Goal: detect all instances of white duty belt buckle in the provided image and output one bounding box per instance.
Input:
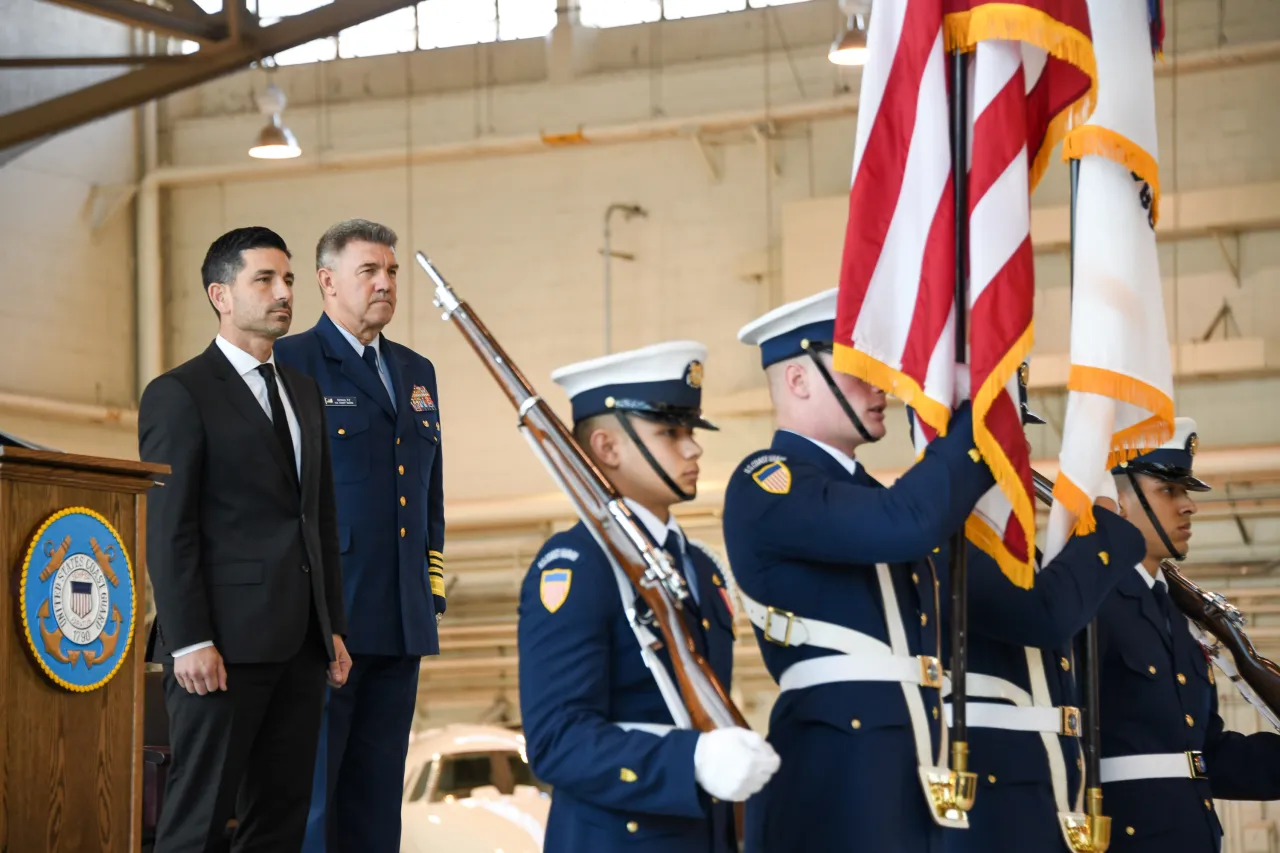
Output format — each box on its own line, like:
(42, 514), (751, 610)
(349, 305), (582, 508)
(764, 606), (796, 646)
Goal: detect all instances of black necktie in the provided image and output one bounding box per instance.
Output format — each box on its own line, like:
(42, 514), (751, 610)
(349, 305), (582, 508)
(1152, 580), (1175, 635)
(257, 363), (298, 488)
(361, 345), (394, 408)
(663, 529), (701, 613)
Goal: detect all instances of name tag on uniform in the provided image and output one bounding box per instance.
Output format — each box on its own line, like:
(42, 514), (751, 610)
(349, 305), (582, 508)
(324, 396), (357, 407)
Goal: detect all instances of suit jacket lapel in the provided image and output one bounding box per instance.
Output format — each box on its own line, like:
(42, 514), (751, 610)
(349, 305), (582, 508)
(386, 339), (415, 439)
(316, 313), (397, 422)
(1118, 569), (1173, 652)
(205, 342), (298, 491)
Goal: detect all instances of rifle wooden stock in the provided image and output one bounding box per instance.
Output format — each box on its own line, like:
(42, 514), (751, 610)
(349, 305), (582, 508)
(416, 252), (747, 734)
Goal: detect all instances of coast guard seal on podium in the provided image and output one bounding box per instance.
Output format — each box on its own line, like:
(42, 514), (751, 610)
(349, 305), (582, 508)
(19, 507), (137, 692)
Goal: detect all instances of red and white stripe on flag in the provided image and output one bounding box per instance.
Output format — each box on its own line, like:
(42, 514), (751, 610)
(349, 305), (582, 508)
(834, 0), (1096, 588)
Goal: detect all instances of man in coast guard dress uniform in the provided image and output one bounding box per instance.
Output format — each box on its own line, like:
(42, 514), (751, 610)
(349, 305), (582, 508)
(1092, 418), (1280, 852)
(943, 374), (1147, 853)
(518, 341), (780, 853)
(275, 220), (446, 853)
(721, 290), (997, 853)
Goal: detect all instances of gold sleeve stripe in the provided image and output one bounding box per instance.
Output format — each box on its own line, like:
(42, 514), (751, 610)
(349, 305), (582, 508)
(428, 550), (444, 558)
(429, 568), (445, 577)
(430, 576), (447, 597)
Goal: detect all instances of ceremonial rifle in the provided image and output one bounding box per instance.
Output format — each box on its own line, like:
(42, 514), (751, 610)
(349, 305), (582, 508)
(415, 252), (750, 823)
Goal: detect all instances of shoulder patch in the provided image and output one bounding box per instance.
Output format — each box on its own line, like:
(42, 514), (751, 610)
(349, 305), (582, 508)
(742, 453), (786, 475)
(539, 568), (572, 613)
(751, 460), (792, 495)
(537, 547), (580, 569)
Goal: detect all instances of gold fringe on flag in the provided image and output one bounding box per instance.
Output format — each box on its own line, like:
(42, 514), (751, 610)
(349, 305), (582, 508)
(1063, 125), (1162, 224)
(970, 323), (1037, 590)
(1068, 364), (1176, 468)
(1051, 470), (1097, 538)
(943, 4), (1099, 192)
(833, 344), (954, 437)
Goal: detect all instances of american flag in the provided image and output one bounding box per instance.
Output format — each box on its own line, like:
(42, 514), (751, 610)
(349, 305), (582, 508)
(71, 580), (94, 619)
(833, 0), (1096, 588)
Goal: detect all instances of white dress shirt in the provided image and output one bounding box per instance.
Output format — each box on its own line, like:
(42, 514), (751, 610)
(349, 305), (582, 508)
(173, 336), (303, 659)
(624, 498), (700, 606)
(332, 319), (396, 410)
(783, 429), (860, 477)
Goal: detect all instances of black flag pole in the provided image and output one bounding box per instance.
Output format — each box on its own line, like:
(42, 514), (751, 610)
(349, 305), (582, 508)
(947, 44), (977, 815)
(1068, 153), (1112, 852)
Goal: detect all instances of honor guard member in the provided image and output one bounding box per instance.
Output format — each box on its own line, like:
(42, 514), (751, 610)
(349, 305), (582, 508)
(943, 368), (1147, 853)
(275, 220), (446, 853)
(518, 341), (780, 853)
(1093, 418), (1280, 852)
(722, 290), (997, 853)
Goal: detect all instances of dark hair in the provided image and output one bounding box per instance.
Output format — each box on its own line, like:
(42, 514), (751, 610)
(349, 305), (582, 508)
(201, 226), (291, 317)
(316, 219), (398, 271)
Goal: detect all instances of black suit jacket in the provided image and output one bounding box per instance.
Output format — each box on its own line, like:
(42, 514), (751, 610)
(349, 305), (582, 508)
(140, 341), (346, 664)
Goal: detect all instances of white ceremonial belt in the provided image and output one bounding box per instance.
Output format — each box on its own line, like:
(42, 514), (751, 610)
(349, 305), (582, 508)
(737, 588), (890, 656)
(614, 722), (679, 736)
(1099, 752), (1208, 784)
(778, 653), (946, 693)
(943, 702), (1081, 736)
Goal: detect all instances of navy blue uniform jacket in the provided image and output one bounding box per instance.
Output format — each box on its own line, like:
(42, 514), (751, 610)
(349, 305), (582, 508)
(721, 405), (995, 853)
(1090, 567), (1280, 852)
(517, 522), (737, 853)
(275, 313), (444, 657)
(940, 509), (1145, 853)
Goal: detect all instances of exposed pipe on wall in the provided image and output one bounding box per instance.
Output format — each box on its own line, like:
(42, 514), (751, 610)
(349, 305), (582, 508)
(602, 203), (647, 354)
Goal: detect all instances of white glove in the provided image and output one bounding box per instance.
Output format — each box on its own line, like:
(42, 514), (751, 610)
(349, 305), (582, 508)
(693, 727), (781, 802)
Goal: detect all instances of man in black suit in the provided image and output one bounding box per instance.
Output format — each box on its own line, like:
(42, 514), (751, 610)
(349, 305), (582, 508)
(140, 226), (353, 853)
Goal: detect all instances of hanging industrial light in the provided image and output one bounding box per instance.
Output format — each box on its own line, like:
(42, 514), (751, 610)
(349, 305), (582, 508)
(248, 82), (301, 160)
(829, 5), (870, 67)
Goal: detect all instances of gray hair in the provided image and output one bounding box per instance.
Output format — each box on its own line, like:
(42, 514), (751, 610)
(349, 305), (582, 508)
(315, 218), (398, 270)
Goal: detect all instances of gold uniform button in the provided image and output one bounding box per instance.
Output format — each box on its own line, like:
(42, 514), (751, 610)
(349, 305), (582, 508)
(626, 821), (638, 833)
(932, 706), (939, 720)
(400, 528), (406, 537)
(337, 428), (346, 435)
(1126, 827), (1135, 836)
(1204, 799), (1212, 810)
(1148, 665), (1157, 675)
(851, 719), (861, 729)
(398, 465), (405, 475)
(711, 797), (719, 804)
(1098, 551), (1109, 565)
(400, 497), (407, 507)
(396, 437), (401, 445)
(702, 618), (710, 630)
(920, 613), (928, 627)
(620, 768), (637, 783)
(1177, 673), (1187, 685)
(1186, 714), (1194, 727)
(912, 573), (919, 584)
(987, 774), (997, 784)
(1060, 657), (1070, 672)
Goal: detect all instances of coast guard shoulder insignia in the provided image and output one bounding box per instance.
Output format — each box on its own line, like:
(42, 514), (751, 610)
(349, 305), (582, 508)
(19, 508), (137, 692)
(540, 568), (572, 613)
(752, 461), (791, 495)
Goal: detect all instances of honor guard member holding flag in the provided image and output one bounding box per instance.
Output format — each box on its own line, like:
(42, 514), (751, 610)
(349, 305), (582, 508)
(943, 375), (1147, 853)
(722, 290), (995, 853)
(518, 341), (780, 853)
(1093, 418), (1280, 852)
(275, 220), (446, 853)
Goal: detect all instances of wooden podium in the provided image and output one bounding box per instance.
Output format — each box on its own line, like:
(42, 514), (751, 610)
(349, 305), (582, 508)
(0, 445), (166, 853)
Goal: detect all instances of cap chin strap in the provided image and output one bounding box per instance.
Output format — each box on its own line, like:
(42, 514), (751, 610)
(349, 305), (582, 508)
(614, 412), (695, 503)
(1126, 470), (1186, 561)
(802, 342), (878, 444)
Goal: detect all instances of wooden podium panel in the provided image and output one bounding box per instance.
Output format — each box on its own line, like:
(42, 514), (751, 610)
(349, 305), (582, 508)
(0, 447), (166, 853)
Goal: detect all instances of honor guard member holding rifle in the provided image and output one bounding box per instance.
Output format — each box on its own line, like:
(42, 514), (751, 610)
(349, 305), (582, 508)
(275, 220), (446, 853)
(943, 372), (1147, 853)
(722, 290), (996, 853)
(518, 341), (780, 853)
(1093, 418), (1280, 852)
